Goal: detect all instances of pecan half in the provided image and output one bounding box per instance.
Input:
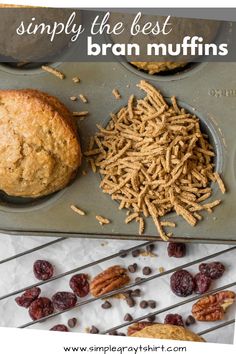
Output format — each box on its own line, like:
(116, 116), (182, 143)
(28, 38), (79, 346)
(127, 322), (157, 336)
(90, 265), (130, 297)
(192, 290), (235, 321)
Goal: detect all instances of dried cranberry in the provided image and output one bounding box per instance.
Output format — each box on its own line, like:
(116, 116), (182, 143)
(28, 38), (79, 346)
(33, 260), (54, 281)
(50, 324), (69, 332)
(167, 242), (186, 258)
(29, 297), (54, 320)
(194, 273), (211, 294)
(69, 274), (90, 297)
(164, 314), (185, 327)
(199, 262), (225, 280)
(52, 292), (77, 311)
(170, 270), (195, 297)
(15, 287), (41, 308)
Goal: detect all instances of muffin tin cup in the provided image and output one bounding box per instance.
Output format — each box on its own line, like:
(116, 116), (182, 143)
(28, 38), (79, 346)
(121, 62), (208, 82)
(0, 61), (235, 244)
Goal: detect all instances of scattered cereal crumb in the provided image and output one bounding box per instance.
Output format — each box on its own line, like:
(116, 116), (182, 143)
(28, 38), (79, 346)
(106, 293), (126, 300)
(82, 170), (88, 176)
(101, 241), (108, 247)
(41, 65), (65, 79)
(193, 212), (203, 221)
(73, 111), (89, 118)
(125, 212), (139, 224)
(88, 159), (96, 173)
(214, 172), (226, 194)
(96, 215), (110, 225)
(70, 96), (77, 101)
(113, 293), (126, 299)
(160, 221), (176, 228)
(79, 94), (88, 103)
(166, 232), (173, 238)
(202, 200), (221, 211)
(140, 250), (157, 257)
(72, 76), (80, 83)
(159, 267), (165, 273)
(70, 205), (86, 216)
(84, 327), (90, 333)
(112, 89), (121, 100)
(17, 62), (29, 68)
(137, 217), (145, 235)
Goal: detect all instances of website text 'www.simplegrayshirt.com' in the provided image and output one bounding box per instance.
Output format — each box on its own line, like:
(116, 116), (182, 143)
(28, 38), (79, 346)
(63, 344), (187, 353)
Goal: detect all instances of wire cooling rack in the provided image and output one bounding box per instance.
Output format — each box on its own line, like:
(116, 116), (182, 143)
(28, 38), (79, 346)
(0, 237), (235, 342)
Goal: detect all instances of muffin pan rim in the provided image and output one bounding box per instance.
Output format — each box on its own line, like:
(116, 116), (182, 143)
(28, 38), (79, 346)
(0, 62), (62, 76)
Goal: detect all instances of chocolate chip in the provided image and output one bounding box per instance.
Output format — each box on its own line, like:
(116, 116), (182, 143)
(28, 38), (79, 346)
(128, 263), (138, 273)
(124, 313), (133, 322)
(131, 289), (141, 297)
(140, 300), (148, 309)
(132, 249), (140, 257)
(123, 290), (133, 298)
(119, 250), (128, 258)
(126, 297), (135, 308)
(142, 267), (152, 276)
(185, 315), (196, 326)
(146, 244), (155, 252)
(135, 277), (143, 283)
(147, 314), (156, 322)
(90, 326), (99, 334)
(101, 301), (112, 309)
(67, 317), (77, 328)
(148, 300), (156, 309)
(109, 330), (118, 335)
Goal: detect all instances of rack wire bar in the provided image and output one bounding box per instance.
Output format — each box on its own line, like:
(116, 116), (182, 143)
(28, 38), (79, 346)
(17, 280), (236, 329)
(197, 319), (235, 336)
(19, 281), (236, 329)
(99, 282), (236, 335)
(0, 241), (154, 301)
(0, 237), (235, 340)
(0, 237), (66, 265)
(2, 229), (236, 244)
(1, 245), (235, 302)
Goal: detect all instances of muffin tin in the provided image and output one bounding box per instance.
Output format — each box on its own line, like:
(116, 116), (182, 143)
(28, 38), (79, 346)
(0, 61), (235, 244)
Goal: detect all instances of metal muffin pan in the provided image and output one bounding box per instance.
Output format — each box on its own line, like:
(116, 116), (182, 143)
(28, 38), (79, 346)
(0, 61), (235, 243)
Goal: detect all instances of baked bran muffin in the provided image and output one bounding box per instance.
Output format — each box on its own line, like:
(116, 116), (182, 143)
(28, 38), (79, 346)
(0, 89), (81, 197)
(131, 323), (205, 342)
(130, 62), (187, 75)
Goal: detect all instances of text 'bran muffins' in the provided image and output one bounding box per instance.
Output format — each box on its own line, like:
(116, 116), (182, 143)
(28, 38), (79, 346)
(0, 89), (81, 198)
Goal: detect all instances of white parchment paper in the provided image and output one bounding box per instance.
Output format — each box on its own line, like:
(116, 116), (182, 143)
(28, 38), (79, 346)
(0, 234), (235, 344)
